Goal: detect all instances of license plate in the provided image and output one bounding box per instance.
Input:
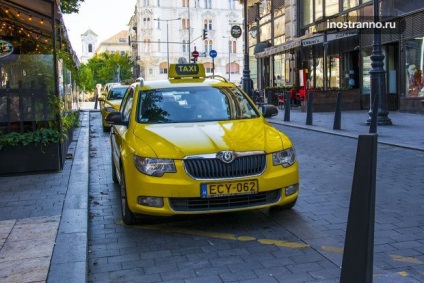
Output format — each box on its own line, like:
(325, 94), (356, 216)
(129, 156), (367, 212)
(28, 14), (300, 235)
(201, 180), (258, 198)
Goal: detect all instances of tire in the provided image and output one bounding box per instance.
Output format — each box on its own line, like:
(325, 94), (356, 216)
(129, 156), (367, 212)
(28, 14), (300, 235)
(120, 168), (136, 225)
(111, 149), (118, 184)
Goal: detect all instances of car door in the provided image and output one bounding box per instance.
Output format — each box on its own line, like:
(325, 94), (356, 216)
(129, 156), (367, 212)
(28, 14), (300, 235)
(111, 87), (134, 173)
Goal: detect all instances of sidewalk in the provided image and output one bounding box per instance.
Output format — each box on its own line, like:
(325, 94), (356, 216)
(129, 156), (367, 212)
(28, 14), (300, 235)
(0, 106), (423, 282)
(267, 107), (424, 151)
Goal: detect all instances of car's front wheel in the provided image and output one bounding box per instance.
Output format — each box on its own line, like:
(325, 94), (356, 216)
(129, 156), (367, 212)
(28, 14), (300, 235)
(120, 167), (136, 225)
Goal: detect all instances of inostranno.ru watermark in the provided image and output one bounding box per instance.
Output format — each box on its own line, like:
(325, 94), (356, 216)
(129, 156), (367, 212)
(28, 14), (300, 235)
(327, 20), (397, 30)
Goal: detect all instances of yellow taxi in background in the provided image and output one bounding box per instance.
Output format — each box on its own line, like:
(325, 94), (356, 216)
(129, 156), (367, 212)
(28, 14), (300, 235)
(106, 64), (299, 225)
(98, 84), (130, 132)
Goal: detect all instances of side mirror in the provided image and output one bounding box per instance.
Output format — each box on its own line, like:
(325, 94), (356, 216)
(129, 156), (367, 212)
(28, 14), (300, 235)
(261, 104), (279, 118)
(105, 112), (128, 127)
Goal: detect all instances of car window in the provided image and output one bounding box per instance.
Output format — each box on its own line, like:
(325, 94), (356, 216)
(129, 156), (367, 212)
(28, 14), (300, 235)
(121, 88), (134, 122)
(107, 87), (128, 100)
(137, 86), (259, 124)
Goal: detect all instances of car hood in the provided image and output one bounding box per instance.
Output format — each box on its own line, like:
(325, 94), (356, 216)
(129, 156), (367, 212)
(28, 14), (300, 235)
(132, 119), (292, 158)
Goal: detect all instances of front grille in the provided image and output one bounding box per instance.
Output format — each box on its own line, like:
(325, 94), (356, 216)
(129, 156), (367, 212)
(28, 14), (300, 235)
(184, 154), (266, 179)
(169, 189), (281, 212)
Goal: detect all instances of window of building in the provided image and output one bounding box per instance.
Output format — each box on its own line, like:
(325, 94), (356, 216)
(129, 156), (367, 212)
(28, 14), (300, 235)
(143, 39), (151, 52)
(158, 39), (161, 52)
(159, 62), (168, 74)
(204, 19), (212, 31)
(182, 0), (188, 7)
(121, 51), (125, 56)
(157, 18), (161, 29)
(205, 0), (211, 9)
(325, 0), (339, 16)
(149, 68), (153, 75)
(230, 40), (237, 53)
(204, 40), (213, 53)
(204, 62), (213, 73)
(88, 44), (92, 53)
(143, 0), (149, 6)
(315, 0), (323, 20)
(157, 0), (160, 6)
(343, 0), (359, 10)
(229, 0), (235, 9)
(182, 40), (187, 52)
(182, 18), (190, 30)
(226, 62), (239, 74)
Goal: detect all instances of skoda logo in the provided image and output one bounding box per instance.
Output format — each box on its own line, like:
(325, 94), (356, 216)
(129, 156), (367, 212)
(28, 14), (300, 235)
(218, 151), (235, 163)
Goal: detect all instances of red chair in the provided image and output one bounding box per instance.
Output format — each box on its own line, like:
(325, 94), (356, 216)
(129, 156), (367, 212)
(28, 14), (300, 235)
(277, 94), (285, 109)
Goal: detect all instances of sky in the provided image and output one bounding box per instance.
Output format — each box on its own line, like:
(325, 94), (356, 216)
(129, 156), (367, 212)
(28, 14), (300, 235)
(62, 0), (137, 58)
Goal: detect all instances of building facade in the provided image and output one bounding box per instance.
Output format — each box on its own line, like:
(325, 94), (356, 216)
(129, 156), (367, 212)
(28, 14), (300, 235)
(80, 29), (98, 64)
(249, 0), (424, 113)
(130, 0), (244, 83)
(95, 30), (131, 56)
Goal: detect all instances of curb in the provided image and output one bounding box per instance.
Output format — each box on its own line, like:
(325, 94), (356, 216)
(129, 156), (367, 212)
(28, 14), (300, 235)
(47, 110), (90, 283)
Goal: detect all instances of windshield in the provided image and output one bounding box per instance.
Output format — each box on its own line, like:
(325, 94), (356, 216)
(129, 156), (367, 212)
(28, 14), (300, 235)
(137, 86), (260, 123)
(107, 87), (128, 100)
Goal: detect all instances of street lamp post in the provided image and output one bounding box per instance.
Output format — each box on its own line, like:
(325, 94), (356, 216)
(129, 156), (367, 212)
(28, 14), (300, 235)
(223, 36), (231, 81)
(366, 0), (392, 129)
(241, 0), (252, 97)
(154, 18), (181, 71)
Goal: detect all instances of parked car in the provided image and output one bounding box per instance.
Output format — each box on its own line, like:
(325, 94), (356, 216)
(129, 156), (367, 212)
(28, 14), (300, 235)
(98, 84), (130, 132)
(106, 64), (299, 225)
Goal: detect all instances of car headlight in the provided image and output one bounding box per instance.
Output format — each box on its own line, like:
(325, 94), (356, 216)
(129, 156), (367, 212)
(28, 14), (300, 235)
(134, 156), (176, 177)
(104, 106), (116, 112)
(272, 147), (296, 167)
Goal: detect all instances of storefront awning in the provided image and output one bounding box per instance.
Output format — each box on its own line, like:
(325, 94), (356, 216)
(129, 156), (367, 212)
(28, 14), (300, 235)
(255, 33), (326, 59)
(254, 41), (272, 54)
(0, 0), (79, 65)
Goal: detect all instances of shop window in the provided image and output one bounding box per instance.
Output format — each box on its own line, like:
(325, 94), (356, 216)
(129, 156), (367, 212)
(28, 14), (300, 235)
(362, 48), (372, 94)
(226, 62), (239, 74)
(88, 44), (93, 53)
(327, 56), (340, 89)
(204, 40), (213, 53)
(405, 38), (424, 97)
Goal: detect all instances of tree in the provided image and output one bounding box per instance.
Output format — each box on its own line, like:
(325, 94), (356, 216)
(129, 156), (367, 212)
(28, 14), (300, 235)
(78, 52), (133, 91)
(60, 0), (85, 14)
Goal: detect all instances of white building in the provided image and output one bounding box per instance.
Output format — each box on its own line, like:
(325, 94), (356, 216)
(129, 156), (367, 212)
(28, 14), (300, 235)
(80, 29), (98, 64)
(131, 0), (244, 83)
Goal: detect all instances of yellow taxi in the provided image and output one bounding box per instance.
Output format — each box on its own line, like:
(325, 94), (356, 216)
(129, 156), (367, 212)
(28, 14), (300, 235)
(106, 64), (299, 224)
(98, 83), (130, 131)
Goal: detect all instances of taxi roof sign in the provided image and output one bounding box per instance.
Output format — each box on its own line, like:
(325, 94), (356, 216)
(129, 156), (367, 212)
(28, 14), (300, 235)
(168, 64), (206, 79)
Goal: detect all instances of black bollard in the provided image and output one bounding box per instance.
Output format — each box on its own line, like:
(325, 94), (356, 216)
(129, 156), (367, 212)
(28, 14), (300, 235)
(340, 134), (378, 283)
(333, 92), (342, 130)
(306, 91), (313, 125)
(94, 94), (99, 110)
(369, 94), (379, 134)
(284, 90), (290, 121)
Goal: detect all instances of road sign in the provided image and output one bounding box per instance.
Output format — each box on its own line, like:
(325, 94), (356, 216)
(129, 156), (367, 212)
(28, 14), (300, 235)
(231, 25), (242, 39)
(209, 49), (217, 58)
(192, 50), (199, 58)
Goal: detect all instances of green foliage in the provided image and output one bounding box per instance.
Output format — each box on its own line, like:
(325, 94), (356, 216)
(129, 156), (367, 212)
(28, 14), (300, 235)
(60, 0), (85, 14)
(0, 110), (81, 150)
(79, 52), (133, 91)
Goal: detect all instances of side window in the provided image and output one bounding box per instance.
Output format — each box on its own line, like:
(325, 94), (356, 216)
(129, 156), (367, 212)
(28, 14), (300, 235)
(121, 88), (134, 122)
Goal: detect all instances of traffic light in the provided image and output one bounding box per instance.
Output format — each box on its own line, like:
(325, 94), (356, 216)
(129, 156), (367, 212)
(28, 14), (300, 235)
(202, 29), (208, 40)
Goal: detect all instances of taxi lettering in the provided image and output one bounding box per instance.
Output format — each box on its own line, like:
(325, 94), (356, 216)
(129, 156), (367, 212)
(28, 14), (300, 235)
(176, 64), (198, 75)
